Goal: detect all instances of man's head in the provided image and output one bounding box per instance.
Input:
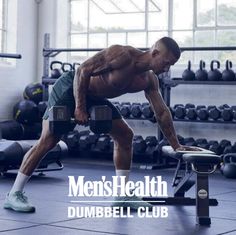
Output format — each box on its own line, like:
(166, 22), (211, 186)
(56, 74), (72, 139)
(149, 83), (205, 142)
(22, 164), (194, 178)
(150, 37), (181, 74)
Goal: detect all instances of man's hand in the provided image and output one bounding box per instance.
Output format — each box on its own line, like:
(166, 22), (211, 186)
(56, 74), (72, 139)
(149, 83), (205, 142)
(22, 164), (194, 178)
(74, 108), (89, 125)
(176, 145), (203, 152)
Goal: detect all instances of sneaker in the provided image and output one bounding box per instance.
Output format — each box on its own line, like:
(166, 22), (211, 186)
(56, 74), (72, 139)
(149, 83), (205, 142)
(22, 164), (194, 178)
(112, 194), (153, 210)
(3, 191), (35, 213)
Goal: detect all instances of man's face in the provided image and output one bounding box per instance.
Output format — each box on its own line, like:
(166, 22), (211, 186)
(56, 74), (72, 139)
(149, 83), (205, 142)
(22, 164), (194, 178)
(152, 47), (178, 75)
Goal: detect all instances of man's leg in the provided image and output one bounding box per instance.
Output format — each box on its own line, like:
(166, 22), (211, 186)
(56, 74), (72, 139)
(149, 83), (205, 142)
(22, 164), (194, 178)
(109, 119), (152, 209)
(4, 119), (60, 212)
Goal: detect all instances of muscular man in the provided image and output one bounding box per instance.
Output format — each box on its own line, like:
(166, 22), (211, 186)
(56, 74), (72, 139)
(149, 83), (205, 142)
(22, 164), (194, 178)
(4, 37), (192, 213)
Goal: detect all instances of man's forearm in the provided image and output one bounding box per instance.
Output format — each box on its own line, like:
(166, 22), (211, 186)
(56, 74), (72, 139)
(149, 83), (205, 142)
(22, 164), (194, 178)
(156, 109), (180, 150)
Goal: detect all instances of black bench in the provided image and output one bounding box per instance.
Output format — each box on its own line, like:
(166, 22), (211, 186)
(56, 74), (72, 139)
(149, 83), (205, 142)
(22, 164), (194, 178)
(143, 146), (221, 226)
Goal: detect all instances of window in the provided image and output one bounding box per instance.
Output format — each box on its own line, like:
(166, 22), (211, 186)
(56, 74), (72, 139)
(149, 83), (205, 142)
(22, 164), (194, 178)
(0, 0), (6, 53)
(0, 0), (18, 66)
(69, 0), (236, 64)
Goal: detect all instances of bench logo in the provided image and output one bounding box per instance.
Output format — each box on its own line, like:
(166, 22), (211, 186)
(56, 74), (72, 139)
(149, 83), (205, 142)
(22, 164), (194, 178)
(198, 189), (208, 199)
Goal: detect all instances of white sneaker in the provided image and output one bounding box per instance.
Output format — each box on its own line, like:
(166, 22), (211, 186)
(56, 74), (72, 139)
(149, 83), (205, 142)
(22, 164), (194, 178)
(3, 191), (35, 213)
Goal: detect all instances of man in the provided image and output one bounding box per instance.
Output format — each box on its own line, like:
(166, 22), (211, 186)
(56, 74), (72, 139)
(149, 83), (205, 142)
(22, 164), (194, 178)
(4, 37), (193, 213)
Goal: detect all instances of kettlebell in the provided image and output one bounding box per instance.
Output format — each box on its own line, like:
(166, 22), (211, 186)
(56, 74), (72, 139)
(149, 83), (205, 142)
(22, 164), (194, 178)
(72, 62), (80, 71)
(222, 60), (236, 81)
(208, 60), (222, 81)
(221, 153), (236, 179)
(62, 62), (73, 72)
(195, 60), (208, 81)
(50, 61), (63, 78)
(182, 61), (195, 80)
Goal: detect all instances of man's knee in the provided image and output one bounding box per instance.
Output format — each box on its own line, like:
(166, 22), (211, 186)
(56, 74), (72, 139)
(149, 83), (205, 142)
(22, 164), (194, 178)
(112, 126), (134, 147)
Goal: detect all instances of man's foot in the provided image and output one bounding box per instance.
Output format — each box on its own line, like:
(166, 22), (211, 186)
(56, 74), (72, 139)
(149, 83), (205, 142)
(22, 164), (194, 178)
(112, 195), (153, 210)
(3, 191), (35, 213)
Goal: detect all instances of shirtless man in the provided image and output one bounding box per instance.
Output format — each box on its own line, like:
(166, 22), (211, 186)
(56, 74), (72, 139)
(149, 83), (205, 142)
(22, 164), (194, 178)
(4, 37), (192, 213)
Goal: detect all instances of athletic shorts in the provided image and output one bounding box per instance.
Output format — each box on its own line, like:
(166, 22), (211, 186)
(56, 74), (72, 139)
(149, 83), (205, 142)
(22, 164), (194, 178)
(42, 71), (122, 122)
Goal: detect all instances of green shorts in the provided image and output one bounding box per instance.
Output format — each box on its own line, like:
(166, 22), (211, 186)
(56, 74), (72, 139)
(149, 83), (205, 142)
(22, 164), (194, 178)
(43, 71), (122, 123)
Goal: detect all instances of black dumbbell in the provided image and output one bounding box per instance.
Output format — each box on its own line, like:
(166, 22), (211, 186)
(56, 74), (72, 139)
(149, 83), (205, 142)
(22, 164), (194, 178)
(174, 104), (186, 119)
(196, 60), (208, 81)
(186, 105), (197, 120)
(209, 142), (224, 155)
(197, 107), (209, 120)
(49, 105), (112, 135)
(220, 139), (231, 150)
(221, 107), (234, 121)
(184, 137), (196, 146)
(177, 135), (185, 145)
(63, 130), (81, 150)
(208, 60), (222, 81)
(96, 135), (111, 152)
(182, 61), (195, 80)
(120, 102), (131, 118)
(195, 138), (209, 149)
(133, 135), (147, 154)
(209, 106), (221, 120)
(145, 136), (158, 155)
(142, 103), (154, 119)
(131, 103), (142, 118)
(79, 132), (99, 150)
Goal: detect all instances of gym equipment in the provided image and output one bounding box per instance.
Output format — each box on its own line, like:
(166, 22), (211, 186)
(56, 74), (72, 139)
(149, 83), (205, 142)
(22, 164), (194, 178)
(221, 107), (234, 121)
(49, 105), (112, 135)
(209, 106), (221, 120)
(131, 103), (142, 118)
(209, 142), (224, 155)
(0, 53), (21, 59)
(208, 60), (222, 81)
(185, 103), (195, 109)
(182, 61), (195, 80)
(120, 102), (131, 118)
(133, 136), (147, 154)
(222, 60), (236, 81)
(143, 146), (220, 226)
(79, 132), (99, 150)
(13, 100), (39, 124)
(195, 138), (209, 149)
(96, 135), (111, 152)
(62, 62), (73, 72)
(72, 62), (80, 71)
(23, 83), (43, 104)
(195, 60), (208, 81)
(142, 103), (154, 119)
(186, 108), (197, 120)
(174, 104), (186, 119)
(50, 61), (63, 78)
(0, 121), (42, 140)
(184, 137), (196, 146)
(220, 139), (231, 150)
(220, 153), (236, 179)
(63, 130), (80, 151)
(197, 107), (209, 121)
(0, 140), (67, 174)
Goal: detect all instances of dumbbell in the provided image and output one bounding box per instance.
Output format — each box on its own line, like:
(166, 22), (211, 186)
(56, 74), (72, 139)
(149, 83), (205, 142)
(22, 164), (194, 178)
(145, 136), (158, 155)
(131, 103), (143, 118)
(96, 135), (111, 152)
(79, 132), (99, 150)
(174, 104), (186, 119)
(196, 106), (209, 120)
(120, 102), (131, 118)
(133, 135), (147, 154)
(142, 103), (154, 119)
(49, 105), (112, 135)
(185, 104), (197, 120)
(209, 106), (221, 120)
(209, 141), (224, 155)
(195, 138), (210, 149)
(184, 137), (196, 146)
(221, 107), (234, 121)
(63, 130), (81, 150)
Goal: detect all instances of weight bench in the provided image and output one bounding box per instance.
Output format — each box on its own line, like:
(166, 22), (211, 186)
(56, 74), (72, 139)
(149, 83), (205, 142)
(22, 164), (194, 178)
(143, 146), (221, 226)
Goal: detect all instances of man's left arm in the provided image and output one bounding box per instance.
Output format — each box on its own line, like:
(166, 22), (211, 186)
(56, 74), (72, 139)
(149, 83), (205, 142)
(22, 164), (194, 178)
(144, 72), (181, 150)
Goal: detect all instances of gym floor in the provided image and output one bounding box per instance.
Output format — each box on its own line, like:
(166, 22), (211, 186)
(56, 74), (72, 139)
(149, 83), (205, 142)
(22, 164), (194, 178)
(0, 158), (235, 235)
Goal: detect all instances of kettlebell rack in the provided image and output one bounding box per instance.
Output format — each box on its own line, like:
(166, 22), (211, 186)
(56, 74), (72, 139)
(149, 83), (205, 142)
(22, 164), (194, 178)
(158, 46), (236, 140)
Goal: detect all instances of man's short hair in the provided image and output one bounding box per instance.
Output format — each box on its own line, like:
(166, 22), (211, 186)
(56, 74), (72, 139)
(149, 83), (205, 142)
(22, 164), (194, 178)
(159, 37), (181, 60)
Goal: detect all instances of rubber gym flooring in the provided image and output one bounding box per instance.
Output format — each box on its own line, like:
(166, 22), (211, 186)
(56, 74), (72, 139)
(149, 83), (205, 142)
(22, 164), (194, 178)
(0, 157), (236, 235)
